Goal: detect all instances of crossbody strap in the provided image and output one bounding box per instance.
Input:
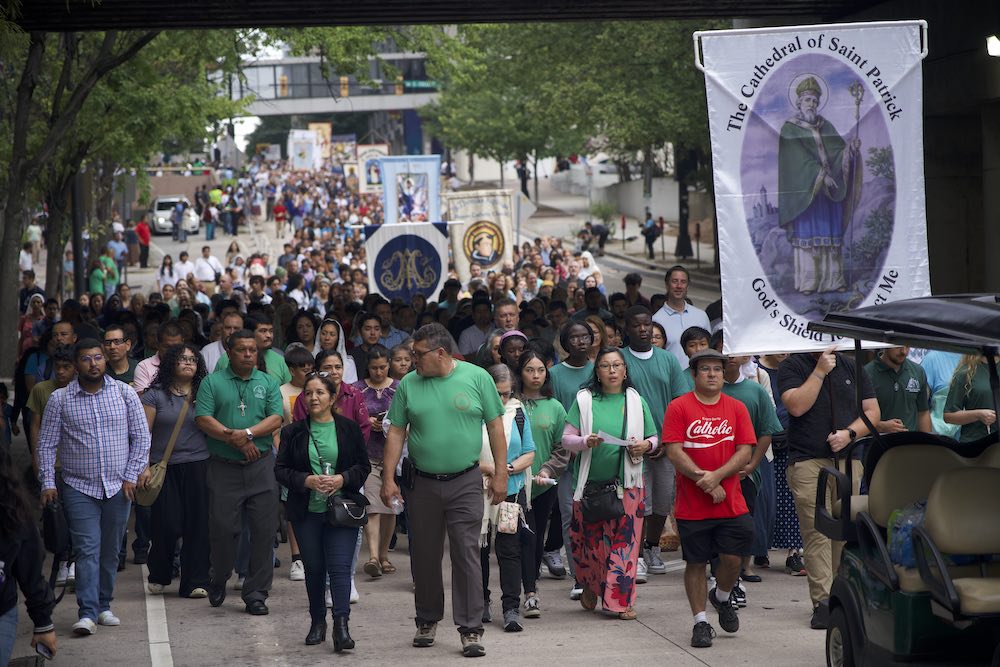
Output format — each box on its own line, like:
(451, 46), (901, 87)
(159, 399), (189, 466)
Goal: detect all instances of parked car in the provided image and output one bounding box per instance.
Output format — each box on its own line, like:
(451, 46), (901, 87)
(150, 196), (200, 235)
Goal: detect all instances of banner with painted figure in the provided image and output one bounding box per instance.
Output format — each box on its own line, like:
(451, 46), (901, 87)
(287, 129), (318, 171)
(307, 122), (333, 160)
(330, 134), (358, 164)
(365, 222), (450, 302)
(695, 21), (930, 355)
(379, 155), (441, 224)
(357, 144), (390, 194)
(443, 189), (516, 283)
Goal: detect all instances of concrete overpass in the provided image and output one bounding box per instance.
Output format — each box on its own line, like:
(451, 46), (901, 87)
(229, 55), (438, 116)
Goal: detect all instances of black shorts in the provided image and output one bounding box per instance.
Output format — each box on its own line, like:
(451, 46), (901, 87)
(676, 514), (754, 563)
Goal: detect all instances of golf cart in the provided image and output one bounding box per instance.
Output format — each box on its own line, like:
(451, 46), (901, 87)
(808, 295), (1000, 667)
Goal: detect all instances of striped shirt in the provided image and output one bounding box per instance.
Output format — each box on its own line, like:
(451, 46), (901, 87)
(38, 378), (151, 499)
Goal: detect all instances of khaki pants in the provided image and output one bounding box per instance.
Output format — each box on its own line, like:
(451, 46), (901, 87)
(786, 457), (862, 605)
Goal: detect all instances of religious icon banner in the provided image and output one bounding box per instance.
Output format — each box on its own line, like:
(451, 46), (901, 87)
(695, 21), (930, 355)
(365, 222), (450, 302)
(287, 129), (319, 171)
(443, 189), (517, 284)
(357, 144), (390, 194)
(379, 155), (442, 224)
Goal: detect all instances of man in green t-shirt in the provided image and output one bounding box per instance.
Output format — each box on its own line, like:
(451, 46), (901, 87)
(195, 330), (283, 616)
(214, 311), (291, 385)
(27, 345), (76, 478)
(864, 346), (931, 434)
(381, 324), (506, 658)
(103, 324), (139, 385)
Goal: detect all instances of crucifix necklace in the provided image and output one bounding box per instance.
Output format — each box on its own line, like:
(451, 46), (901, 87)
(235, 379), (249, 417)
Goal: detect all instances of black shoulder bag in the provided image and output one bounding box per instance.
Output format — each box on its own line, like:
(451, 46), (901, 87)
(309, 423), (368, 528)
(580, 398), (627, 523)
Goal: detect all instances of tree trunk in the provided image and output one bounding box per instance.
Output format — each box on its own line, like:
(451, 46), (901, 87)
(45, 178), (73, 301)
(532, 151), (539, 204)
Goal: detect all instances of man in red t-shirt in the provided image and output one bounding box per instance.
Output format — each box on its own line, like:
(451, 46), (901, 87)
(273, 200), (287, 239)
(663, 349), (756, 649)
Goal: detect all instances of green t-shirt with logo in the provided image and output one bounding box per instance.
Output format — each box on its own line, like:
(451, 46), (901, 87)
(523, 397), (567, 499)
(567, 392), (657, 484)
(195, 366), (283, 460)
(550, 362), (594, 412)
(307, 420), (339, 513)
(864, 358), (929, 432)
(388, 361), (505, 474)
(944, 364), (994, 443)
(215, 347), (292, 385)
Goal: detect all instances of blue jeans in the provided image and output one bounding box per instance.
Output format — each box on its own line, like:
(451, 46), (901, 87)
(292, 513), (359, 621)
(61, 485), (131, 620)
(0, 606), (16, 667)
(206, 221), (216, 241)
(753, 457), (777, 558)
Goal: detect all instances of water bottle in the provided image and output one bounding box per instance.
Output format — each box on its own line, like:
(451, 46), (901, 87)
(390, 496), (405, 514)
(535, 477), (557, 486)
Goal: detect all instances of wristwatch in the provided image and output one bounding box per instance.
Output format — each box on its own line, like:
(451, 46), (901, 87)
(846, 428), (857, 442)
(245, 428), (255, 441)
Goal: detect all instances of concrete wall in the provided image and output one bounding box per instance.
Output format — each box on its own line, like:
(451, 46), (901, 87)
(590, 177), (680, 223)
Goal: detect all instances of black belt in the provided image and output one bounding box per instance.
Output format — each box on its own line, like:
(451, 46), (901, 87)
(413, 463), (477, 482)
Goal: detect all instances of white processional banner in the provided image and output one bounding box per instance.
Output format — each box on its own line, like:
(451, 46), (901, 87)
(287, 129), (318, 171)
(379, 155), (442, 224)
(695, 21), (930, 355)
(443, 189), (517, 284)
(365, 222), (450, 303)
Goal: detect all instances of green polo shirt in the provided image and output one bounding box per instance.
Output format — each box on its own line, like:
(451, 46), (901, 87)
(864, 357), (929, 432)
(943, 363), (992, 443)
(196, 366), (283, 460)
(388, 361), (504, 474)
(215, 348), (292, 385)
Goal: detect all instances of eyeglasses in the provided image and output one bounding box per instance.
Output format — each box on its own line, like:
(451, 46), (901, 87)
(597, 362), (626, 372)
(177, 355), (198, 365)
(104, 337), (128, 347)
(498, 390), (512, 399)
(412, 346), (442, 359)
(306, 371), (332, 379)
(568, 334), (591, 342)
(79, 354), (105, 364)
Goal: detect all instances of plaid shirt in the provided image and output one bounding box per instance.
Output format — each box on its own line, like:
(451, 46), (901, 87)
(38, 378), (151, 499)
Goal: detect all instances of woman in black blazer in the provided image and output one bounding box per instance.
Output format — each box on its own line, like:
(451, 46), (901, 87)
(275, 373), (371, 652)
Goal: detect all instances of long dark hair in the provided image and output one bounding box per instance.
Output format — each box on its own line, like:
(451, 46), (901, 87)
(303, 373), (339, 423)
(584, 347), (634, 396)
(285, 309), (319, 347)
(516, 349), (553, 399)
(0, 445), (33, 534)
(152, 343), (207, 402)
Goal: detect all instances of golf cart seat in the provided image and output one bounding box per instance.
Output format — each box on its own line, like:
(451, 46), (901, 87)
(913, 467), (1000, 617)
(978, 441), (1000, 467)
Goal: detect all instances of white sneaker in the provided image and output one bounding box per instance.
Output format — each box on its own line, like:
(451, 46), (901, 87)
(72, 618), (96, 636)
(66, 562), (76, 585)
(56, 562), (69, 586)
(569, 581), (583, 600)
(147, 583), (164, 595)
(289, 560), (305, 582)
(645, 545), (667, 575)
(97, 611), (120, 626)
(350, 579), (360, 604)
(636, 557), (648, 584)
(231, 576), (245, 591)
(325, 587), (332, 608)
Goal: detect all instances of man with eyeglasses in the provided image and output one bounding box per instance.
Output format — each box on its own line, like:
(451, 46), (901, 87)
(663, 349), (756, 649)
(381, 324), (507, 658)
(104, 325), (138, 385)
(37, 339), (151, 637)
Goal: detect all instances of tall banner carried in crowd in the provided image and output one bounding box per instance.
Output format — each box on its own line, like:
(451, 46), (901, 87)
(379, 155), (441, 224)
(357, 144), (390, 194)
(287, 129), (319, 171)
(330, 134), (358, 164)
(307, 122), (333, 160)
(443, 189), (516, 283)
(695, 21), (930, 354)
(365, 222), (450, 302)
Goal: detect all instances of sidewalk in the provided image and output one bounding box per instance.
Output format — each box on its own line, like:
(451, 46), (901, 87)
(508, 178), (720, 292)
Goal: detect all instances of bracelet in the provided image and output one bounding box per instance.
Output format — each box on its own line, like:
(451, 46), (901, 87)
(811, 371), (826, 381)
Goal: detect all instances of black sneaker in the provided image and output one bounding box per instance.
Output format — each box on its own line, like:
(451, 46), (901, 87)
(786, 553), (806, 576)
(753, 555), (770, 568)
(708, 587), (740, 633)
(482, 599), (492, 624)
(731, 584), (747, 608)
(810, 601), (830, 630)
(691, 621), (716, 648)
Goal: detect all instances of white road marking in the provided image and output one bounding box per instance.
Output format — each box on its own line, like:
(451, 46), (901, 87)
(141, 564), (174, 667)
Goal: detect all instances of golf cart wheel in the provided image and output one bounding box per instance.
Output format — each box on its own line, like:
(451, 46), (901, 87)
(827, 606), (855, 667)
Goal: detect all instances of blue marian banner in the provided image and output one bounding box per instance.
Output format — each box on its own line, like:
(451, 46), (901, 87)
(365, 222), (450, 302)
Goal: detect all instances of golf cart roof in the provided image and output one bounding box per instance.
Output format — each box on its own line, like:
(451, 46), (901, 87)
(809, 294), (1000, 355)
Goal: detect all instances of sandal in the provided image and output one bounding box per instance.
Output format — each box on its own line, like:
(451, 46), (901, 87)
(580, 589), (598, 611)
(618, 607), (637, 621)
(380, 559), (397, 574)
(363, 558), (382, 578)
